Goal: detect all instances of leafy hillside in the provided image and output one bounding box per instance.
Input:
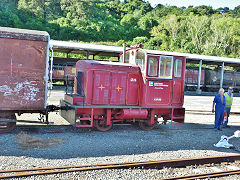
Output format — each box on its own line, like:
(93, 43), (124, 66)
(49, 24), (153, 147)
(1, 0), (240, 58)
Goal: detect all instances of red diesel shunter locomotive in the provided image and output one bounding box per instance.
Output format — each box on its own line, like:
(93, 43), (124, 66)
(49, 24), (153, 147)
(60, 48), (186, 131)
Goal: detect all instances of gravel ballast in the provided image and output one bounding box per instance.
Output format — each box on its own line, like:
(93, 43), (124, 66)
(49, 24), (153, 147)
(0, 91), (240, 179)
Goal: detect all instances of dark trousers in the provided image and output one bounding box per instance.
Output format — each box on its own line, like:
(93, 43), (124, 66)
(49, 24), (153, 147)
(215, 109), (224, 129)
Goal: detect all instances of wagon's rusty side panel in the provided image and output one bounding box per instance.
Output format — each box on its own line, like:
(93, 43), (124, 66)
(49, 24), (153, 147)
(0, 27), (49, 111)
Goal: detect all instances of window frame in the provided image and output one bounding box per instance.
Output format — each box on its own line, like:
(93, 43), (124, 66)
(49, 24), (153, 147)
(158, 55), (173, 79)
(146, 55), (173, 79)
(147, 56), (160, 77)
(135, 50), (146, 72)
(174, 59), (183, 78)
(124, 51), (130, 63)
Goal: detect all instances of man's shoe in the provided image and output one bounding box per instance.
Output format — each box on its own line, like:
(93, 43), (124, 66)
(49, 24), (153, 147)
(217, 128), (222, 131)
(223, 125), (230, 128)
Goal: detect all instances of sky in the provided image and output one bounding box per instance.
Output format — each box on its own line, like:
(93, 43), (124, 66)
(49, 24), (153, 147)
(147, 0), (240, 10)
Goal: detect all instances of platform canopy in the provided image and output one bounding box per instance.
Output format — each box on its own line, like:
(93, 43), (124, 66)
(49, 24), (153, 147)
(185, 53), (240, 67)
(50, 40), (126, 57)
(50, 40), (240, 67)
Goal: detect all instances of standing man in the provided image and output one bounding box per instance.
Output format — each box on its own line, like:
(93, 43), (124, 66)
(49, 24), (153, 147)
(212, 88), (226, 131)
(223, 87), (233, 128)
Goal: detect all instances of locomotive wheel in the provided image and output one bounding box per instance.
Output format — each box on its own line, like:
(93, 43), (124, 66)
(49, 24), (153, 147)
(138, 121), (156, 131)
(0, 114), (16, 134)
(94, 119), (112, 132)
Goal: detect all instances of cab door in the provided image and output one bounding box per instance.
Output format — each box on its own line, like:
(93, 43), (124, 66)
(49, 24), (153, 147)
(145, 55), (173, 106)
(172, 56), (185, 106)
(92, 71), (111, 104)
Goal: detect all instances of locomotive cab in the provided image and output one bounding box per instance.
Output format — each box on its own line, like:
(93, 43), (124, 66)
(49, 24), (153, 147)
(120, 49), (186, 108)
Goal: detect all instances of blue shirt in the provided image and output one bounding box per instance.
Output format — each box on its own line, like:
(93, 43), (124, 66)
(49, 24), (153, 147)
(213, 94), (225, 111)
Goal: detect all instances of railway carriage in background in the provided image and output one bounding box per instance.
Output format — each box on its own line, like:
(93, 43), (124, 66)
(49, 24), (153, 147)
(184, 67), (240, 91)
(51, 65), (76, 85)
(60, 48), (186, 131)
(185, 67), (205, 91)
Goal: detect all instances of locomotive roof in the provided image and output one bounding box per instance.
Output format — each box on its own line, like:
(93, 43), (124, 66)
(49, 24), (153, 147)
(0, 27), (49, 41)
(79, 60), (140, 69)
(135, 49), (186, 57)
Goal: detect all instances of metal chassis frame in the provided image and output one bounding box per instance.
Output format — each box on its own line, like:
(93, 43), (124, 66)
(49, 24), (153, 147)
(60, 100), (185, 127)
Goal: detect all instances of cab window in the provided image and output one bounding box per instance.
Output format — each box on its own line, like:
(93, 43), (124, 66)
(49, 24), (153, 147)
(124, 51), (130, 63)
(136, 51), (145, 71)
(148, 56), (159, 77)
(159, 56), (172, 78)
(129, 50), (135, 64)
(174, 59), (183, 78)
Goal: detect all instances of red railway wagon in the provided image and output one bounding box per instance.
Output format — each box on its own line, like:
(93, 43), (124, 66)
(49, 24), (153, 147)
(185, 67), (205, 90)
(0, 27), (50, 133)
(51, 65), (75, 84)
(60, 48), (186, 131)
(52, 66), (65, 81)
(64, 66), (76, 82)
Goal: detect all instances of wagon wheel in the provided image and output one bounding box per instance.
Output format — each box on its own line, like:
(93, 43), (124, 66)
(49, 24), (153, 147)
(138, 120), (156, 131)
(94, 119), (112, 132)
(0, 114), (16, 134)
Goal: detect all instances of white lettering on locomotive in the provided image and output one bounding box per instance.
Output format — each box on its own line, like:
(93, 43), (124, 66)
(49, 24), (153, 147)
(154, 98), (162, 101)
(130, 78), (137, 82)
(154, 82), (168, 87)
(154, 87), (163, 89)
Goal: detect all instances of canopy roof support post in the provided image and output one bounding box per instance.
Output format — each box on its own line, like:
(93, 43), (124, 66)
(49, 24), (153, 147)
(50, 47), (54, 90)
(220, 62), (225, 89)
(122, 42), (126, 63)
(86, 51), (89, 60)
(196, 59), (202, 94)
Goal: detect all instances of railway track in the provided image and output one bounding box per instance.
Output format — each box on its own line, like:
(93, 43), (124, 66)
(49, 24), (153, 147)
(160, 169), (240, 180)
(1, 155), (240, 179)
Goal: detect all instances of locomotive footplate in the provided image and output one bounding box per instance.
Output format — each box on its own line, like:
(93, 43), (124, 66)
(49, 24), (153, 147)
(60, 99), (185, 131)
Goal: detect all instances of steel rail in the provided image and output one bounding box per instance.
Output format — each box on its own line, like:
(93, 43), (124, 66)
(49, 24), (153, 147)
(160, 169), (240, 180)
(1, 155), (240, 179)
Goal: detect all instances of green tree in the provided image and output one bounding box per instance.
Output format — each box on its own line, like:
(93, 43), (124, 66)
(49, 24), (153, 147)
(186, 14), (211, 54)
(232, 5), (240, 17)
